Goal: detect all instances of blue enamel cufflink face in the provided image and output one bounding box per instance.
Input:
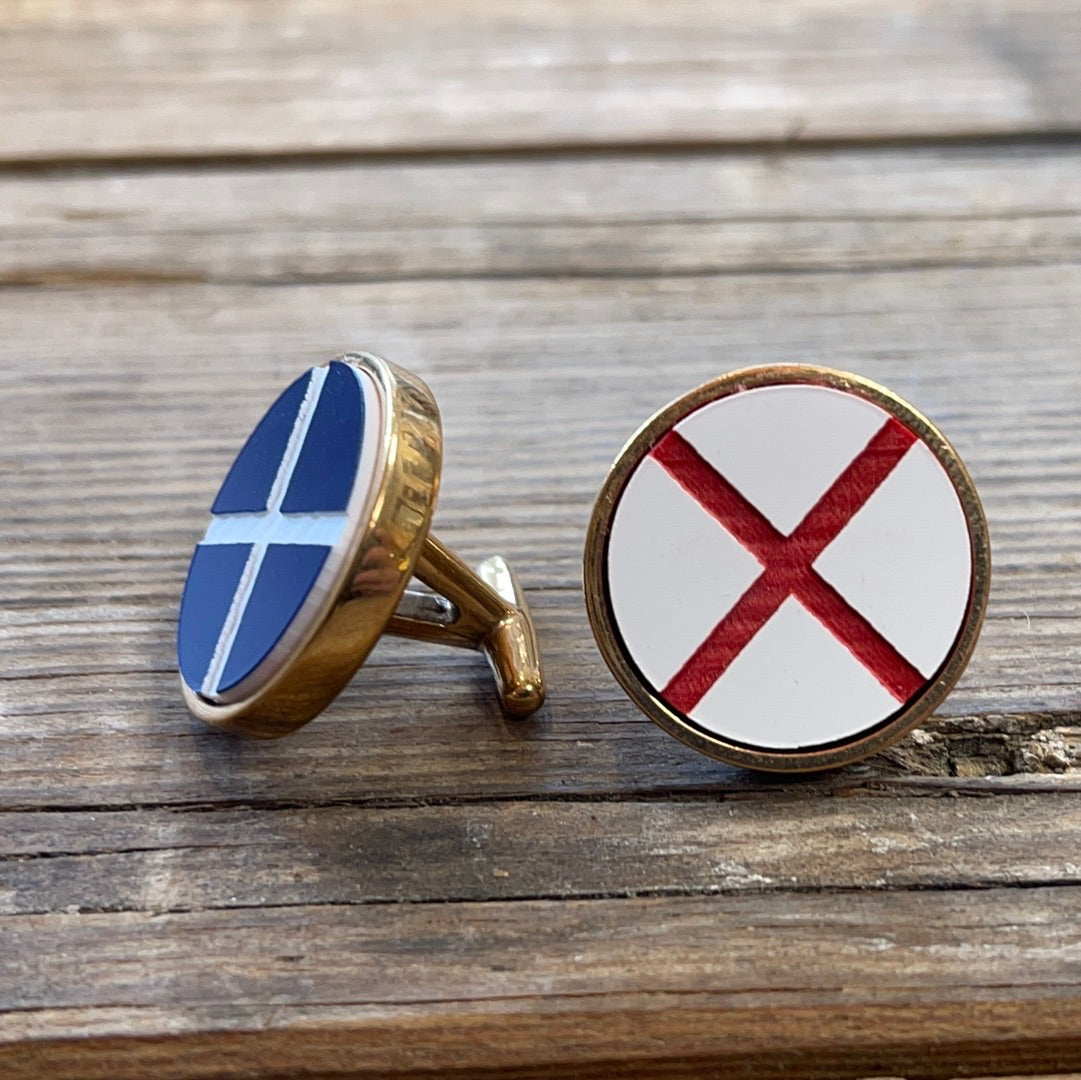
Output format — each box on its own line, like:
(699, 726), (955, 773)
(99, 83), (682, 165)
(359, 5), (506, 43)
(584, 365), (991, 773)
(178, 353), (544, 737)
(179, 360), (379, 708)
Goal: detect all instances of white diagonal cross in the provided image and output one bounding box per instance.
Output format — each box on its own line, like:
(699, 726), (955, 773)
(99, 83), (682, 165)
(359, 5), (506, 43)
(197, 366), (348, 697)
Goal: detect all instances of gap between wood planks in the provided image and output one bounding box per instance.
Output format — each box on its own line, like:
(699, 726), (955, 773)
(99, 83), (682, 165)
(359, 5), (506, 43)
(8, 259), (1081, 291)
(2, 130), (1081, 176)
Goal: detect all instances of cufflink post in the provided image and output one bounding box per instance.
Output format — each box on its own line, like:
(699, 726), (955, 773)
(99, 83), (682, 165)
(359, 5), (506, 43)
(388, 534), (545, 718)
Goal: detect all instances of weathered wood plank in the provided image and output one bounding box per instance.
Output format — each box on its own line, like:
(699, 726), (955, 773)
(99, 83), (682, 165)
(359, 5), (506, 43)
(3, 1), (1081, 161)
(5, 5), (1081, 1076)
(6, 1003), (1081, 1080)
(3, 137), (1078, 1073)
(0, 148), (1065, 285)
(1, 269), (1079, 808)
(4, 145), (1081, 285)
(3, 793), (1081, 916)
(5, 887), (1081, 1077)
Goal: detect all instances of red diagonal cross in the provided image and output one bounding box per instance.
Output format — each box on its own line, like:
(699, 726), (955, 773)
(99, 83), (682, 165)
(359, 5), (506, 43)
(651, 418), (924, 714)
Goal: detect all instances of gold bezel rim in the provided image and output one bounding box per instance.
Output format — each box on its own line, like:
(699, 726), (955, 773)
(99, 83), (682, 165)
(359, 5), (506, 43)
(181, 352), (442, 738)
(583, 364), (991, 774)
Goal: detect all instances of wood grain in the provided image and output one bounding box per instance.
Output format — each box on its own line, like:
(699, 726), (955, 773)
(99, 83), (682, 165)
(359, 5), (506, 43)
(3, 259), (1081, 1076)
(4, 1), (1081, 161)
(1, 269), (1080, 819)
(6, 3), (1081, 1074)
(3, 793), (1081, 916)
(7, 1004), (1081, 1080)
(6, 888), (1081, 1078)
(4, 145), (1081, 286)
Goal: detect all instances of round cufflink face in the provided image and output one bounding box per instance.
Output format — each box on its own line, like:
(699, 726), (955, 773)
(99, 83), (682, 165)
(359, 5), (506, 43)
(178, 353), (442, 737)
(584, 366), (990, 772)
(179, 360), (386, 705)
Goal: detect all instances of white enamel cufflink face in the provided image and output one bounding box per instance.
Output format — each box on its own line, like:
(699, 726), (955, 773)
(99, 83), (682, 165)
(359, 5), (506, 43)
(584, 365), (990, 773)
(178, 353), (544, 738)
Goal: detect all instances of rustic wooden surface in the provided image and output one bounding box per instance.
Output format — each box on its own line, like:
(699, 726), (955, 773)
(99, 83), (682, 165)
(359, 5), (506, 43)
(3, 2), (1081, 1077)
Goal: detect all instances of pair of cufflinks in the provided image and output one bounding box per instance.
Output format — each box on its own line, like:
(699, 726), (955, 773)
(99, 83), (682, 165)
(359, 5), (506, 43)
(178, 353), (989, 774)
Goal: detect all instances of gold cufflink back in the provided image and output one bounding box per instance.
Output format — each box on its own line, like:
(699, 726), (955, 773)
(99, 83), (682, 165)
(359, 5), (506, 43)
(584, 365), (990, 773)
(177, 352), (545, 738)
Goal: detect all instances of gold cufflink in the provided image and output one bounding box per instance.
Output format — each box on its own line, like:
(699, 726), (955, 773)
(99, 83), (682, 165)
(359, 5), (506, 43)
(177, 352), (545, 738)
(584, 365), (990, 773)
